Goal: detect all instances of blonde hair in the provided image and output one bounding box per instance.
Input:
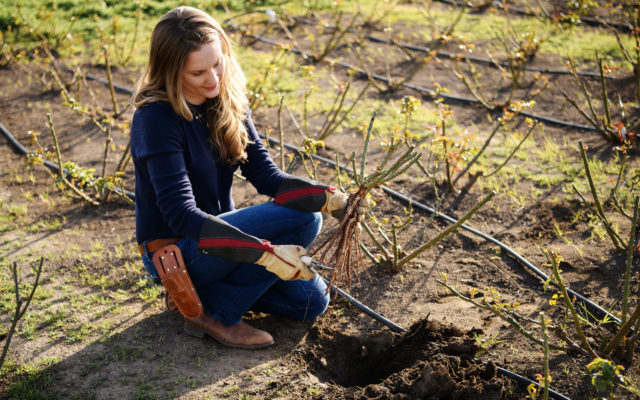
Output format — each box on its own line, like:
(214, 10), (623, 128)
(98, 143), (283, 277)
(133, 6), (249, 164)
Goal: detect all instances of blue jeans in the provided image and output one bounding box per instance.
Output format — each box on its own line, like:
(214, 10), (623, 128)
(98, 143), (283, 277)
(141, 202), (329, 326)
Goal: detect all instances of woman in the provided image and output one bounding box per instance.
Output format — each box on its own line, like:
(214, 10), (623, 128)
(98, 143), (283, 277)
(130, 6), (351, 349)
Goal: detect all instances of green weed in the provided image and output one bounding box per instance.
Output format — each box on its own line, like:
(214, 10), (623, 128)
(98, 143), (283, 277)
(3, 357), (59, 400)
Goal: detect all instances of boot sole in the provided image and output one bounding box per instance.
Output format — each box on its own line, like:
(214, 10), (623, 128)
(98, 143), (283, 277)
(183, 321), (275, 350)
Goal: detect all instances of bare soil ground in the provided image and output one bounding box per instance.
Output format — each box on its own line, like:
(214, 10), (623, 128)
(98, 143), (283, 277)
(1, 4), (640, 400)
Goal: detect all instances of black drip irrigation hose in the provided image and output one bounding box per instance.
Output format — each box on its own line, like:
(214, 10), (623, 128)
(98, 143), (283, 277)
(0, 122), (135, 201)
(7, 53), (617, 325)
(324, 277), (406, 333)
(322, 278), (572, 400)
(291, 16), (604, 79)
(57, 63), (134, 95)
(227, 24), (598, 132)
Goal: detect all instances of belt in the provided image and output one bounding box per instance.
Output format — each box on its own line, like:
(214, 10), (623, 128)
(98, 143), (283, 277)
(138, 237), (181, 256)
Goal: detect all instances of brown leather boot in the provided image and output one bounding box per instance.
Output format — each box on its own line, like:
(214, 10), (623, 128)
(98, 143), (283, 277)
(183, 312), (274, 349)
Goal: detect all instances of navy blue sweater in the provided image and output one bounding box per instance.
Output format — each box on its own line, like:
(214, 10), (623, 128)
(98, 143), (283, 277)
(130, 101), (286, 244)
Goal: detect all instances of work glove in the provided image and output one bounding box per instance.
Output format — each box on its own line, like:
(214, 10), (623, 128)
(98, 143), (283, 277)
(322, 191), (371, 222)
(256, 244), (316, 280)
(197, 216), (313, 280)
(321, 190), (349, 219)
(274, 176), (371, 221)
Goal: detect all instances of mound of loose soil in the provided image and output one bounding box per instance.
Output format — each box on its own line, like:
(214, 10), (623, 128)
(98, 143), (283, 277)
(299, 318), (514, 399)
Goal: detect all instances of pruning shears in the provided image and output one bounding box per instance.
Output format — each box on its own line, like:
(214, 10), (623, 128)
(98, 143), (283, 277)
(300, 256), (335, 272)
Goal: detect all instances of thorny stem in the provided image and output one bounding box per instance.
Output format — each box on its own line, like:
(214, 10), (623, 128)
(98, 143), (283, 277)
(484, 122), (537, 178)
(610, 149), (628, 202)
(275, 89), (305, 138)
(452, 122), (502, 187)
(454, 59), (494, 110)
(563, 58), (620, 142)
(396, 191), (495, 269)
(312, 11), (359, 62)
(278, 95), (285, 170)
(360, 111), (376, 183)
(622, 197), (639, 324)
(103, 45), (119, 117)
(562, 92), (607, 140)
(363, 145), (420, 189)
(541, 313), (550, 400)
(579, 140), (623, 249)
(572, 185), (626, 247)
(596, 52), (612, 128)
(359, 240), (378, 264)
(114, 141), (131, 175)
(318, 81), (349, 138)
(123, 8), (142, 65)
(319, 80), (370, 141)
(441, 119), (455, 193)
(603, 299), (640, 356)
(549, 252), (598, 358)
(392, 226), (400, 271)
(302, 90), (310, 138)
(362, 221), (393, 261)
(438, 280), (567, 351)
(377, 223), (394, 247)
(0, 258), (44, 370)
(101, 126), (111, 179)
(47, 113), (100, 206)
(612, 192), (633, 221)
(42, 44), (71, 100)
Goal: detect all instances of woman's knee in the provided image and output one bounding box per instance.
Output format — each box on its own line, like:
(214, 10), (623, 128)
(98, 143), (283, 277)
(301, 277), (330, 320)
(298, 211), (322, 247)
(303, 290), (330, 320)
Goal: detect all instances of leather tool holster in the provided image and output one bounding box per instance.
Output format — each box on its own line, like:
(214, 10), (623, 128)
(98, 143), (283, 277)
(152, 244), (203, 319)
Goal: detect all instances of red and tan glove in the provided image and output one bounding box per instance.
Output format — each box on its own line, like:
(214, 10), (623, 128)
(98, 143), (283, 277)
(275, 176), (349, 219)
(197, 216), (314, 280)
(256, 244), (315, 280)
(274, 176), (373, 221)
(320, 189), (349, 219)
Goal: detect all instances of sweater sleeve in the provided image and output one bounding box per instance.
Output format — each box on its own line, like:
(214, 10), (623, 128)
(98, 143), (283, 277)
(131, 105), (206, 240)
(132, 103), (278, 263)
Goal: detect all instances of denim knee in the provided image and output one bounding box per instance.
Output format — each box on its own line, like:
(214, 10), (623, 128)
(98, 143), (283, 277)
(298, 211), (323, 248)
(303, 289), (330, 320)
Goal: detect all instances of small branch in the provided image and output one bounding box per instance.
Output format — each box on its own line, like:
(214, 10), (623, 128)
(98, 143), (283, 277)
(278, 95), (286, 170)
(541, 312), (550, 400)
(452, 122), (502, 187)
(622, 197), (639, 324)
(47, 113), (100, 206)
(484, 122), (537, 178)
(103, 45), (119, 117)
(603, 299), (640, 356)
(578, 140), (624, 249)
(438, 280), (567, 351)
(360, 111), (376, 183)
(549, 252), (598, 358)
(0, 258), (44, 370)
(396, 191), (495, 269)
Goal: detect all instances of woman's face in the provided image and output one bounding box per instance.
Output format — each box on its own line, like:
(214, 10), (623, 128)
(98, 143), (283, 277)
(181, 39), (225, 105)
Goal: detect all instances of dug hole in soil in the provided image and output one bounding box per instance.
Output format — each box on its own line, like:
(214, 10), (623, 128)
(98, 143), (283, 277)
(297, 316), (511, 400)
